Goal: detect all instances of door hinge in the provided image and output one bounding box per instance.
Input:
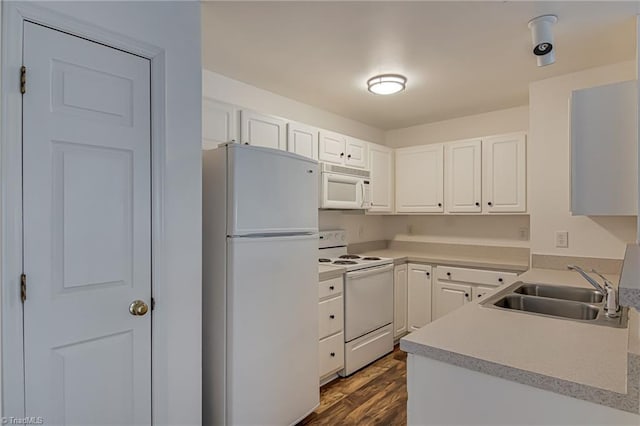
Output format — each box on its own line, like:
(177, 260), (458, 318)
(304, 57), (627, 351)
(20, 65), (26, 94)
(151, 297), (155, 311)
(20, 273), (27, 303)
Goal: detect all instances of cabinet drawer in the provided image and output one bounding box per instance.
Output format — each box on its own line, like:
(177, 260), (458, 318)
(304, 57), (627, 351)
(436, 266), (518, 287)
(319, 296), (344, 339)
(319, 332), (344, 378)
(319, 276), (343, 300)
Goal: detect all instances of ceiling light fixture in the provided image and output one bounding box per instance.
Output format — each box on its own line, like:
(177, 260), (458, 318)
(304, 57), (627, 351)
(367, 74), (407, 95)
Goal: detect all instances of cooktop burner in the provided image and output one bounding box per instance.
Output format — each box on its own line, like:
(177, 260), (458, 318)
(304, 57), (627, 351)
(319, 258), (331, 263)
(333, 260), (358, 265)
(339, 254), (361, 259)
(362, 256), (382, 261)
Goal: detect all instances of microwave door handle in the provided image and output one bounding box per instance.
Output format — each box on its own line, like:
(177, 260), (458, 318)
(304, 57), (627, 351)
(359, 181), (365, 208)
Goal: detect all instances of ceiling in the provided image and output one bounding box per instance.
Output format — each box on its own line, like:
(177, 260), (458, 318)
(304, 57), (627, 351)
(201, 1), (638, 130)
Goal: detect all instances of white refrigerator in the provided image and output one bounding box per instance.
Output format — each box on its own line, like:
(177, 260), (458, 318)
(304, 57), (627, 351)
(203, 143), (319, 425)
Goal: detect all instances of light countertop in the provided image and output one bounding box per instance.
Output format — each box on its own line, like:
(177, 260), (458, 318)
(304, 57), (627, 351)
(318, 264), (345, 281)
(401, 268), (640, 413)
(360, 248), (529, 272)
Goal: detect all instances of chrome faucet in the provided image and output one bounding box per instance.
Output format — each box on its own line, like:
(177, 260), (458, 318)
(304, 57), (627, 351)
(567, 265), (620, 318)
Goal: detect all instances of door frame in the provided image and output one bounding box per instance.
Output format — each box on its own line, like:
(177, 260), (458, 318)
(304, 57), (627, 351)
(1, 3), (167, 418)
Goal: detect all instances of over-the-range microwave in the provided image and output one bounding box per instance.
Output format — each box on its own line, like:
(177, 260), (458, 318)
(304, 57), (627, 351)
(319, 163), (371, 210)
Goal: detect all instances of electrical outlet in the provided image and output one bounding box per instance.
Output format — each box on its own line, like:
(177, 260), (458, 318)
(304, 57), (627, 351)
(518, 227), (529, 240)
(555, 231), (569, 248)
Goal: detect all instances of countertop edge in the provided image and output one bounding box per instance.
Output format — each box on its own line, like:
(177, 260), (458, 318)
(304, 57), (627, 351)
(620, 244), (640, 310)
(400, 338), (640, 414)
(363, 253), (529, 273)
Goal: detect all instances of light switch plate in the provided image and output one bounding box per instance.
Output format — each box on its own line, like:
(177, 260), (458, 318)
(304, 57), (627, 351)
(555, 231), (569, 248)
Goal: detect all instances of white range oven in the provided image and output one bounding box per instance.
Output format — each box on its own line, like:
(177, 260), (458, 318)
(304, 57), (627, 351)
(319, 163), (371, 210)
(319, 230), (393, 376)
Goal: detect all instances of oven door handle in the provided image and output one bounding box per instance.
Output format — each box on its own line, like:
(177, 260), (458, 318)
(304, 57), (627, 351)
(347, 264), (394, 279)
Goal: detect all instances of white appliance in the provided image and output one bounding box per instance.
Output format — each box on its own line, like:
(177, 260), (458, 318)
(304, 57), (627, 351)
(318, 231), (394, 376)
(203, 144), (319, 426)
(319, 163), (371, 210)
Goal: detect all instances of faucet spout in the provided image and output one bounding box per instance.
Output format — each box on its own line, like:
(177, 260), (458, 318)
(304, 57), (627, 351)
(567, 265), (606, 294)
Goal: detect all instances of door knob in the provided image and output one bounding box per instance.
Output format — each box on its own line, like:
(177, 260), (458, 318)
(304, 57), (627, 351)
(129, 300), (149, 316)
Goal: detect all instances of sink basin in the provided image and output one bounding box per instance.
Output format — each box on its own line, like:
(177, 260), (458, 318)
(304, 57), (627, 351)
(493, 294), (599, 321)
(513, 283), (604, 304)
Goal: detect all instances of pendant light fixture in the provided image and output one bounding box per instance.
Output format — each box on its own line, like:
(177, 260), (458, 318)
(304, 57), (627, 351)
(367, 74), (407, 95)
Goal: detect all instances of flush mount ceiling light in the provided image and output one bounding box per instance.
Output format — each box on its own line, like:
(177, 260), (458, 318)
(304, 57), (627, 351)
(367, 74), (407, 95)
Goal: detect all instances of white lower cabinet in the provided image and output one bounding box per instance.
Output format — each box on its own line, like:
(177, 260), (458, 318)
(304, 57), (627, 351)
(318, 276), (345, 381)
(407, 264), (433, 332)
(393, 264), (408, 339)
(434, 266), (518, 320)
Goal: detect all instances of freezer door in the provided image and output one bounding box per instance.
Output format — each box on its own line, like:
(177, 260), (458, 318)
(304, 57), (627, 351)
(227, 144), (318, 235)
(226, 234), (319, 425)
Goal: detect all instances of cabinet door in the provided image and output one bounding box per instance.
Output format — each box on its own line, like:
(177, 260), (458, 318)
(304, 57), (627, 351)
(345, 138), (368, 169)
(240, 110), (287, 150)
(433, 281), (472, 320)
(483, 134), (527, 213)
(396, 145), (444, 213)
(202, 98), (237, 150)
(319, 130), (346, 164)
(369, 144), (394, 213)
(445, 139), (482, 213)
(473, 285), (495, 302)
(287, 122), (319, 160)
(393, 264), (408, 338)
(571, 80), (638, 215)
(407, 264), (432, 331)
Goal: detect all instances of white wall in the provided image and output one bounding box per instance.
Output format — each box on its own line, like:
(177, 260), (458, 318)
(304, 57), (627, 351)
(0, 2), (202, 424)
(203, 69), (385, 144)
(529, 61), (637, 259)
(384, 105), (529, 148)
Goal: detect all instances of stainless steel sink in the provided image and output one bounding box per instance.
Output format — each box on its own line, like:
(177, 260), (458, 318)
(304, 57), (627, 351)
(513, 283), (604, 304)
(493, 294), (599, 320)
(481, 281), (628, 328)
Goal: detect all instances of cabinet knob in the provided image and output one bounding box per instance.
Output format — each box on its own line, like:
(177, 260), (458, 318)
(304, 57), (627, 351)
(329, 314), (335, 319)
(477, 294), (483, 298)
(329, 285), (335, 290)
(340, 152), (345, 157)
(498, 278), (503, 283)
(438, 203), (442, 207)
(475, 202), (480, 206)
(447, 272), (451, 277)
(488, 201), (493, 206)
(347, 154), (352, 159)
(426, 272), (430, 277)
(464, 293), (469, 298)
(330, 352), (336, 357)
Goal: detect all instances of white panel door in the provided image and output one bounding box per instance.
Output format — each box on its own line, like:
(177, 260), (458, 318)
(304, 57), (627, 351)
(369, 144), (394, 213)
(393, 264), (408, 338)
(407, 264), (432, 331)
(483, 134), (527, 213)
(287, 122), (319, 160)
(434, 281), (472, 320)
(396, 144), (444, 213)
(202, 97), (238, 149)
(445, 139), (482, 213)
(240, 110), (287, 150)
(23, 22), (151, 425)
(345, 137), (368, 169)
(227, 144), (318, 235)
(319, 130), (346, 164)
(227, 235), (318, 425)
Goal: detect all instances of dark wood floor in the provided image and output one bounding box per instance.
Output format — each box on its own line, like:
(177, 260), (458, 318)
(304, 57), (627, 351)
(299, 346), (407, 426)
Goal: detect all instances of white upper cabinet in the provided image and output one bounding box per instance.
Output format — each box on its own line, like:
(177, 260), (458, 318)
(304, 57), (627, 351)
(369, 143), (394, 213)
(287, 122), (319, 161)
(396, 144), (444, 213)
(570, 80), (638, 215)
(240, 110), (287, 150)
(483, 133), (527, 213)
(202, 98), (238, 150)
(319, 130), (347, 164)
(445, 139), (482, 213)
(345, 138), (368, 169)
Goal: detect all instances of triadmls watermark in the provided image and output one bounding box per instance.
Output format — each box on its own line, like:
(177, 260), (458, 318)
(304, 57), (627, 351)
(1, 417), (44, 425)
